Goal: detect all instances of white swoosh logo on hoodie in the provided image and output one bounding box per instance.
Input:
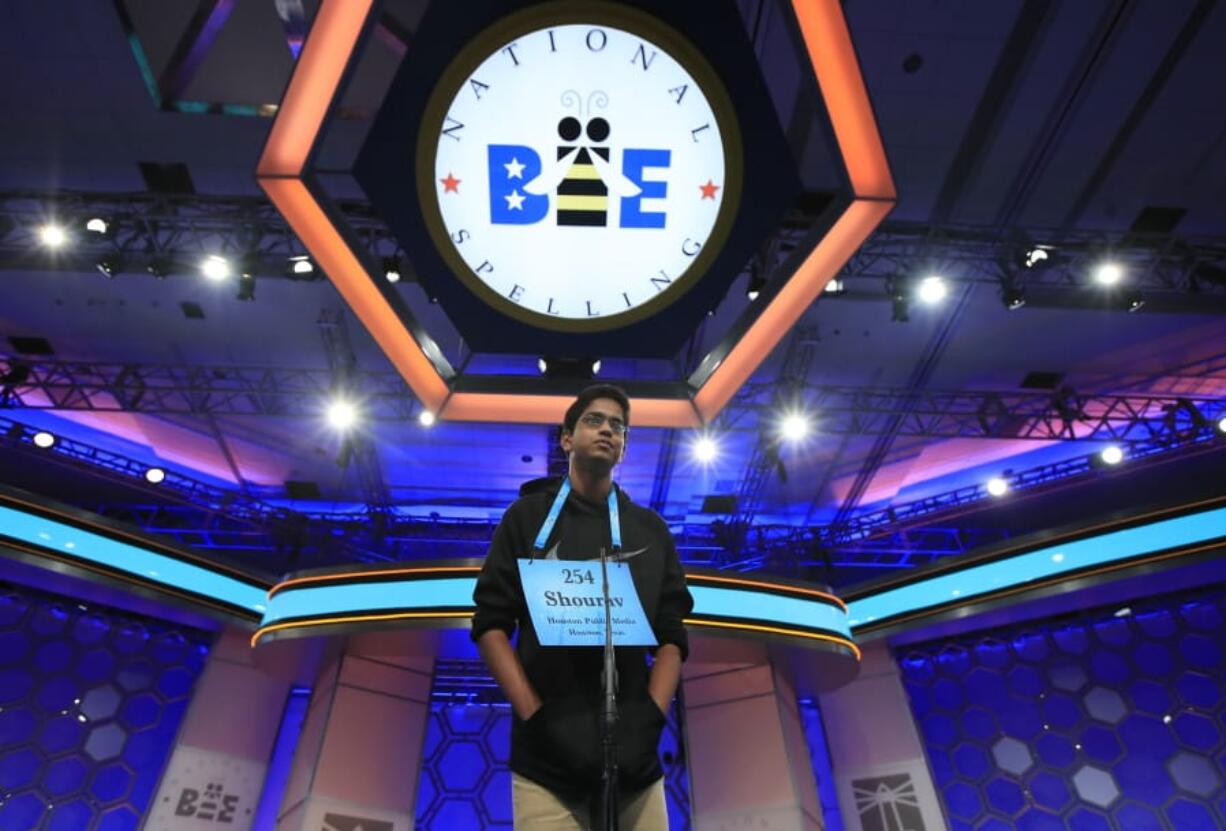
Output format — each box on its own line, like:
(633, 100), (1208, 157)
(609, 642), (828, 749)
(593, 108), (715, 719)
(543, 542), (649, 562)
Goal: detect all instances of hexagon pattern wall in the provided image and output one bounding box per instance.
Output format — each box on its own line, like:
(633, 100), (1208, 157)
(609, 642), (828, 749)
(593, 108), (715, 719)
(415, 661), (692, 830)
(0, 582), (209, 831)
(898, 587), (1226, 830)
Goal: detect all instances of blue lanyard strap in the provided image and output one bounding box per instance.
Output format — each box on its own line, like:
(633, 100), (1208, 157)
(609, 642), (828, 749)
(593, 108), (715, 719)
(532, 479), (622, 554)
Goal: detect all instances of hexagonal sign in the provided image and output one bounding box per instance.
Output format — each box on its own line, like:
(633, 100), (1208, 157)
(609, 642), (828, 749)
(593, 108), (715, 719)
(257, 0), (894, 426)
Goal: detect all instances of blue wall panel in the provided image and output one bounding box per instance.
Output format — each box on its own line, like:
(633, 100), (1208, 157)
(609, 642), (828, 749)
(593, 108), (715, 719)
(898, 586), (1226, 830)
(0, 581), (210, 831)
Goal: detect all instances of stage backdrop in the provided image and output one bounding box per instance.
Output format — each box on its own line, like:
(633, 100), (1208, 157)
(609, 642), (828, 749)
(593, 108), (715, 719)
(897, 584), (1226, 831)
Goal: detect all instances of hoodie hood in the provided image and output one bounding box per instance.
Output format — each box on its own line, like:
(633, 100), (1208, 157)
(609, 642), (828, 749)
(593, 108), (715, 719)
(518, 475), (633, 505)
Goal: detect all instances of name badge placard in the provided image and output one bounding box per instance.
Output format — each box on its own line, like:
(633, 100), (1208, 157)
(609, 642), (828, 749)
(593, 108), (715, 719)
(517, 559), (658, 647)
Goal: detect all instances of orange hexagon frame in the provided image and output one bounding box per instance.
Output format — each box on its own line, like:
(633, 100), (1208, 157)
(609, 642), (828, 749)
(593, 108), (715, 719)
(257, 0), (894, 428)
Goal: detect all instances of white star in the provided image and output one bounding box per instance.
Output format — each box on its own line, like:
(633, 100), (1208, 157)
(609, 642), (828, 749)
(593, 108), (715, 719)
(504, 157), (526, 179)
(505, 190), (526, 210)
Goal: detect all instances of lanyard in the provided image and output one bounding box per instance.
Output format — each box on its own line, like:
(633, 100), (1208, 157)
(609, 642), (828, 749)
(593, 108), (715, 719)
(532, 478), (622, 556)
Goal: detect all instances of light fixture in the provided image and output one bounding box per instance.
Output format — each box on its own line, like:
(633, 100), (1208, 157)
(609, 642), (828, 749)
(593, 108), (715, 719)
(780, 412), (810, 442)
(144, 467), (166, 484)
(32, 431), (56, 449)
(537, 356), (597, 380)
(325, 398), (359, 431)
(1125, 291), (1145, 313)
(200, 255), (231, 282)
(824, 278), (846, 295)
(383, 256), (402, 283)
(290, 256), (314, 275)
(693, 435), (719, 463)
(1022, 246), (1050, 269)
(38, 223), (67, 249)
(95, 256), (122, 279)
(84, 217), (109, 235)
(235, 275), (256, 301)
(146, 257), (172, 279)
(1001, 284), (1026, 310)
(1092, 261), (1124, 286)
(1216, 415), (1226, 435)
(746, 263), (765, 301)
(888, 278), (909, 322)
(916, 275), (948, 305)
(986, 476), (1009, 497)
(1099, 445), (1124, 466)
(418, 410), (436, 427)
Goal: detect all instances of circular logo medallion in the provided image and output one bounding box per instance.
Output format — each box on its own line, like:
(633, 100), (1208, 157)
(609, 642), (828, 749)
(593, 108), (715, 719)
(418, 2), (742, 332)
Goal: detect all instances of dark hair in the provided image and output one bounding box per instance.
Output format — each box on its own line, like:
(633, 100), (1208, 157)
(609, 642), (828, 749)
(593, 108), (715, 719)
(562, 384), (631, 434)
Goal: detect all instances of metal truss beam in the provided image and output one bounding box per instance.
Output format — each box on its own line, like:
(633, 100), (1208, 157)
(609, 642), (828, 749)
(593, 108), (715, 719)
(4, 409), (1223, 577)
(0, 415), (388, 572)
(4, 190), (1225, 304)
(0, 190), (397, 282)
(732, 325), (818, 536)
(4, 354), (1222, 443)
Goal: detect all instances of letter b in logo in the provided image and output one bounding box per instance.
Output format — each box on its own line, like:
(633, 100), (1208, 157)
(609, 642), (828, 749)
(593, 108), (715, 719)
(488, 145), (548, 224)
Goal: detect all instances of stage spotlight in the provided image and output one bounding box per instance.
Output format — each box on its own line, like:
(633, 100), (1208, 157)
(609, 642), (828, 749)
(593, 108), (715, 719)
(693, 435), (719, 463)
(32, 431), (56, 449)
(1216, 415), (1226, 435)
(418, 410), (436, 427)
(1001, 285), (1026, 310)
(144, 467), (166, 484)
(383, 256), (402, 283)
(886, 277), (909, 321)
(1092, 261), (1124, 286)
(986, 476), (1009, 497)
(824, 278), (846, 295)
(780, 412), (810, 442)
(201, 255), (231, 281)
(917, 275), (948, 305)
(1022, 246), (1050, 269)
(289, 256), (314, 275)
(147, 257), (172, 279)
(537, 358), (548, 375)
(1099, 445), (1124, 466)
(39, 223), (67, 249)
(746, 275), (765, 301)
(325, 398), (359, 432)
(95, 256), (123, 278)
(235, 274), (256, 301)
(1125, 291), (1145, 313)
(591, 360), (602, 375)
(84, 217), (109, 235)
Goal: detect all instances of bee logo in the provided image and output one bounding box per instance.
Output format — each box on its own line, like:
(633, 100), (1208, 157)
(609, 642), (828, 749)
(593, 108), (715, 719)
(489, 90), (666, 229)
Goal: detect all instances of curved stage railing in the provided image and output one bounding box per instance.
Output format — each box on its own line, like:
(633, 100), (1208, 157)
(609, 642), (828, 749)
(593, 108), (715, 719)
(3, 482), (1225, 687)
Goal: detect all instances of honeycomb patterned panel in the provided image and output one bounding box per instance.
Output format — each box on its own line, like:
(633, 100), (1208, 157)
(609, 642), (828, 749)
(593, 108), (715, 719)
(0, 581), (210, 831)
(414, 660), (692, 830)
(898, 585), (1226, 830)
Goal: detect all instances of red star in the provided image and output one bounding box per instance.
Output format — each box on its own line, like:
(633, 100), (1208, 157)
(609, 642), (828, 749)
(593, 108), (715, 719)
(440, 173), (461, 193)
(699, 179), (720, 200)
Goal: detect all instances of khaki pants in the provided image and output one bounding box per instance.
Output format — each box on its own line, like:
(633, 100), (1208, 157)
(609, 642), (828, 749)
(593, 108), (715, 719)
(512, 773), (669, 830)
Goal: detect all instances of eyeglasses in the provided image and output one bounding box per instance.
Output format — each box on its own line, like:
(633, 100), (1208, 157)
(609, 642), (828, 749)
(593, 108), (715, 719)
(579, 412), (628, 435)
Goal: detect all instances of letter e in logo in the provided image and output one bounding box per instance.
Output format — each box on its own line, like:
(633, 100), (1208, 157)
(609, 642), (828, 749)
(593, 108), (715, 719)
(620, 149), (670, 228)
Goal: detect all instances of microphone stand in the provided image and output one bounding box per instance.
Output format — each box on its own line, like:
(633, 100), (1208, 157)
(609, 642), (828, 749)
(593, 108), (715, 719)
(597, 545), (619, 831)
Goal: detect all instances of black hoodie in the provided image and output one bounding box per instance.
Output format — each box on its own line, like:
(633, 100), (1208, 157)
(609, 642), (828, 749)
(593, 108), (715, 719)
(471, 476), (693, 800)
